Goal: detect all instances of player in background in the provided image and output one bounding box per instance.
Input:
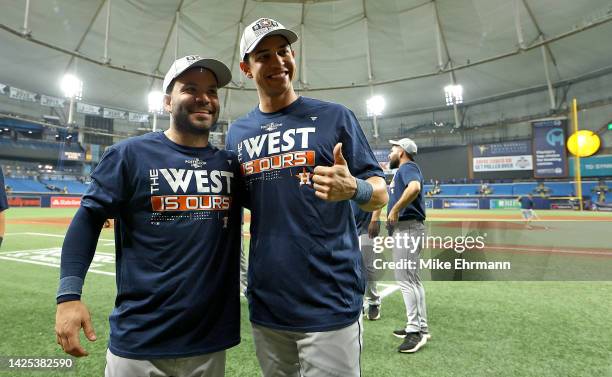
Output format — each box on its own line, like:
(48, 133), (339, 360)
(352, 202), (382, 320)
(55, 56), (242, 377)
(226, 18), (387, 377)
(0, 166), (8, 249)
(518, 193), (537, 227)
(386, 138), (430, 353)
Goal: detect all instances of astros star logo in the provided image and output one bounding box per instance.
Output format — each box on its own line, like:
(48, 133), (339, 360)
(295, 167), (312, 186)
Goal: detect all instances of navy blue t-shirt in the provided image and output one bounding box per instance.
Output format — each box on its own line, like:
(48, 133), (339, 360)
(351, 201), (372, 235)
(225, 96), (384, 332)
(388, 161), (426, 221)
(0, 167), (8, 211)
(519, 196), (534, 209)
(81, 132), (242, 359)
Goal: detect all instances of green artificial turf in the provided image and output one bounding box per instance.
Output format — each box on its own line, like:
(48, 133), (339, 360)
(1, 208), (611, 376)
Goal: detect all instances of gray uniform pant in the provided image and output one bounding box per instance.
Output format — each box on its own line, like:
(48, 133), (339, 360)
(359, 233), (380, 306)
(240, 235), (248, 294)
(392, 220), (429, 334)
(105, 349), (225, 377)
(251, 317), (363, 377)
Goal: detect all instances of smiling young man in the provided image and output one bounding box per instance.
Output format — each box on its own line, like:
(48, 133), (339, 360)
(225, 18), (388, 377)
(55, 56), (242, 377)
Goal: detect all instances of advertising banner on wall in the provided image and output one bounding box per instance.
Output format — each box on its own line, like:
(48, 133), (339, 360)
(77, 102), (101, 115)
(40, 94), (66, 107)
(7, 196), (42, 207)
(129, 112), (149, 123)
(50, 196), (81, 208)
(473, 141), (531, 157)
(490, 199), (521, 209)
(9, 87), (38, 102)
(473, 155), (533, 172)
(472, 141), (532, 172)
(532, 119), (568, 178)
(103, 108), (128, 120)
(442, 199), (479, 209)
(568, 155), (612, 177)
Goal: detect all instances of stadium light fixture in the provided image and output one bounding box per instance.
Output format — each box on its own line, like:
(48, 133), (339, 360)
(366, 95), (385, 117)
(148, 91), (164, 114)
(148, 91), (165, 132)
(366, 95), (385, 139)
(61, 74), (83, 126)
(60, 74), (83, 100)
(444, 84), (463, 106)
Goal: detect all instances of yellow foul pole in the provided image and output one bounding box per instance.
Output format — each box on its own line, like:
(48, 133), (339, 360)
(571, 98), (583, 211)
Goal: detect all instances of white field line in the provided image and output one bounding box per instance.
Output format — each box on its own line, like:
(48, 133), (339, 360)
(0, 247), (115, 257)
(0, 256), (115, 276)
(378, 284), (400, 298)
(0, 247), (114, 257)
(1, 244), (403, 299)
(428, 218), (612, 222)
(5, 232), (114, 242)
(485, 245), (612, 256)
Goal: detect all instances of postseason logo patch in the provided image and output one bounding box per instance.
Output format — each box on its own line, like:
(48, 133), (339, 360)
(252, 18), (279, 37)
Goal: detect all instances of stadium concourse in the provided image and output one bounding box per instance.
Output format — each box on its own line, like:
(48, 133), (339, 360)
(1, 0), (612, 376)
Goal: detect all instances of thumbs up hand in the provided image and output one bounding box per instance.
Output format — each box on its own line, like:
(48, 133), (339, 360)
(332, 142), (347, 166)
(312, 143), (357, 201)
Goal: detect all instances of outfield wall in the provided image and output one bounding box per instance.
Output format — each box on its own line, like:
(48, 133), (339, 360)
(425, 196), (582, 210)
(7, 193), (81, 208)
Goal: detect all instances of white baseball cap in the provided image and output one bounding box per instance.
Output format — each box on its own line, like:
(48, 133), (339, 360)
(240, 18), (298, 61)
(163, 55), (232, 94)
(389, 138), (418, 156)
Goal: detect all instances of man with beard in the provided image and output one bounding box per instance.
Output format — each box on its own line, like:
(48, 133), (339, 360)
(55, 56), (242, 377)
(386, 138), (430, 353)
(225, 18), (387, 377)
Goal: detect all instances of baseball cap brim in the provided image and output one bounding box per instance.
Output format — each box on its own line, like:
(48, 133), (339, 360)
(163, 58), (232, 93)
(389, 140), (401, 146)
(243, 29), (299, 58)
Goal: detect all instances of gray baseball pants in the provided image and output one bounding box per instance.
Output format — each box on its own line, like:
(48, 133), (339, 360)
(105, 349), (225, 377)
(359, 233), (380, 306)
(251, 317), (363, 377)
(392, 220), (429, 334)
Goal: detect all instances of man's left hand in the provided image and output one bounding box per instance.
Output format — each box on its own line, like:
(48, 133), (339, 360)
(312, 143), (357, 201)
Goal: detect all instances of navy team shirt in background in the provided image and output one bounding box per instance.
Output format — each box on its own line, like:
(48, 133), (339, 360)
(0, 167), (8, 211)
(226, 96), (384, 332)
(81, 132), (242, 358)
(519, 196), (534, 209)
(388, 161), (426, 222)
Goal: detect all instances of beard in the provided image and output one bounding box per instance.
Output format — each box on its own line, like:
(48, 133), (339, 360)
(389, 158), (399, 169)
(172, 104), (219, 135)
